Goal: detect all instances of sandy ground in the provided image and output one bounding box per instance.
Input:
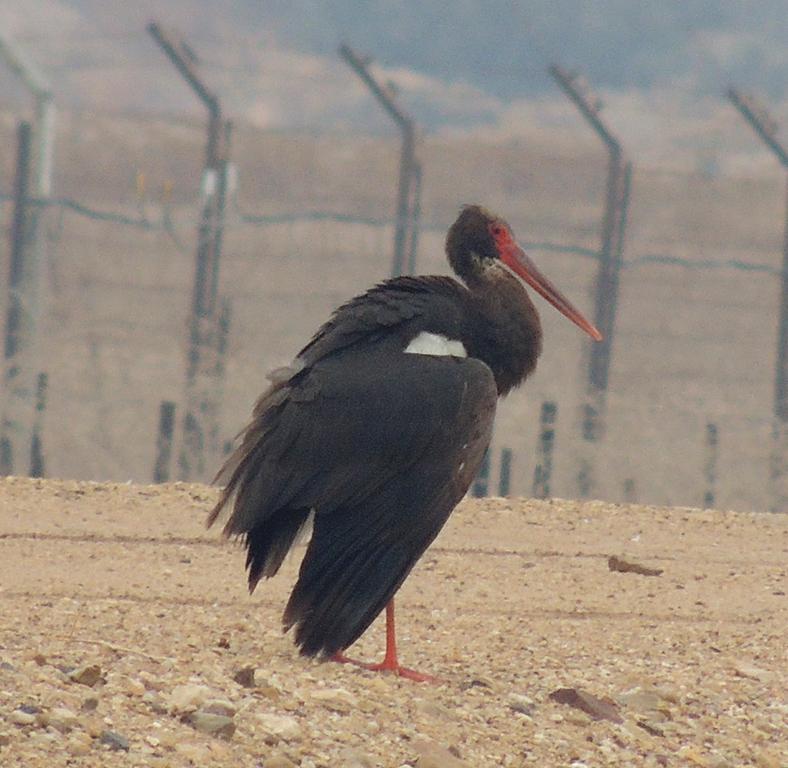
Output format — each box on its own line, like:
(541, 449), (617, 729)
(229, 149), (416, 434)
(0, 477), (785, 767)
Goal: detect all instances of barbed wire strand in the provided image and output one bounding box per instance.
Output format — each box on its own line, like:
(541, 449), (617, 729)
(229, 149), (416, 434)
(0, 195), (783, 277)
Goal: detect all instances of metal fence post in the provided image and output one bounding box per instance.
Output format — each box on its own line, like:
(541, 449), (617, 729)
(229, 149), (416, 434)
(498, 447), (513, 496)
(154, 401), (176, 484)
(533, 401), (557, 499)
(29, 372), (48, 478)
(148, 21), (230, 481)
(472, 449), (491, 498)
(703, 422), (719, 508)
(340, 43), (421, 277)
(1, 122), (34, 475)
(550, 65), (631, 499)
(727, 87), (788, 512)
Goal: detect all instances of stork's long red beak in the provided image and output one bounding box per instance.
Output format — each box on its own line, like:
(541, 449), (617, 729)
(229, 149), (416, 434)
(499, 240), (603, 342)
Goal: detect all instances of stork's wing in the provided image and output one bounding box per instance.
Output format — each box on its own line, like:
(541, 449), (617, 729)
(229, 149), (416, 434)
(208, 274), (499, 656)
(212, 348), (496, 538)
(296, 275), (469, 366)
(210, 348), (497, 656)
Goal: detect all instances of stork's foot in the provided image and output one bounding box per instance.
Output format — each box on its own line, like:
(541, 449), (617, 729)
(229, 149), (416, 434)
(330, 651), (439, 683)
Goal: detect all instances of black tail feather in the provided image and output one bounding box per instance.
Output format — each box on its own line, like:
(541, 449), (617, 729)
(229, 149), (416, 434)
(245, 508), (311, 591)
(283, 511), (423, 657)
(207, 377), (291, 533)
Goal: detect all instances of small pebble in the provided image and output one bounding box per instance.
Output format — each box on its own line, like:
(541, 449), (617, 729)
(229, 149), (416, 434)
(122, 677), (146, 696)
(617, 687), (662, 713)
(46, 706), (79, 733)
(255, 712), (302, 743)
(186, 711), (236, 739)
(202, 698), (237, 718)
(99, 730), (129, 752)
(10, 709), (36, 726)
(257, 685), (282, 702)
(69, 664), (103, 687)
(414, 740), (470, 768)
(66, 732), (93, 756)
(168, 683), (212, 713)
(174, 742), (211, 762)
(142, 691), (168, 714)
(233, 666), (256, 688)
(310, 687), (357, 713)
(507, 692), (535, 716)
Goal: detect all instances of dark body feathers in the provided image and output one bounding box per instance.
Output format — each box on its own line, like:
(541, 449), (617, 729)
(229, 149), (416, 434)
(210, 257), (541, 657)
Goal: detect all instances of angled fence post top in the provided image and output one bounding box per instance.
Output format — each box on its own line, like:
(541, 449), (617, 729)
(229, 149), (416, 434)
(339, 42), (421, 278)
(147, 21), (225, 167)
(0, 34), (56, 222)
(0, 33), (52, 100)
(549, 64), (621, 155)
(146, 22), (219, 114)
(339, 43), (414, 132)
(727, 87), (788, 168)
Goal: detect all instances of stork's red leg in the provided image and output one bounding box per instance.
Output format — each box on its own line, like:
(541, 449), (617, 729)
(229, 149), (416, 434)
(330, 600), (438, 682)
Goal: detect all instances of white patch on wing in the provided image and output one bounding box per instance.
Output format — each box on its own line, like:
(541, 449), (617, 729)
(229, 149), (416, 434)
(404, 331), (467, 358)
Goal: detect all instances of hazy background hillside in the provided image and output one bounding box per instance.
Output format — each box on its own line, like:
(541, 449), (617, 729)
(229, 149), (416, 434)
(243, 1), (788, 97)
(0, 1), (786, 512)
(0, 0), (786, 169)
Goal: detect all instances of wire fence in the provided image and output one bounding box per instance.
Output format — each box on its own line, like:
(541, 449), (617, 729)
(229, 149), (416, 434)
(0, 115), (785, 513)
(4, 191), (784, 274)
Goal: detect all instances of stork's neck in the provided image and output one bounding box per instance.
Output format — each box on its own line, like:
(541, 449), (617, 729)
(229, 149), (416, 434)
(464, 266), (543, 396)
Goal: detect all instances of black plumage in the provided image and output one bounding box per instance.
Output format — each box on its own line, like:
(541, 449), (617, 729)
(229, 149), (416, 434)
(209, 205), (600, 672)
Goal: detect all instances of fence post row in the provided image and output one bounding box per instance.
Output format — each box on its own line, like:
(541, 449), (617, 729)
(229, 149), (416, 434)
(147, 21), (232, 482)
(209, 298), (232, 461)
(472, 449), (491, 498)
(339, 43), (421, 278)
(499, 447), (513, 497)
(154, 401), (176, 484)
(703, 422), (719, 508)
(29, 371), (48, 478)
(533, 401), (557, 499)
(727, 88), (788, 513)
(0, 36), (54, 478)
(0, 34), (785, 513)
(1, 122), (34, 475)
(549, 65), (631, 501)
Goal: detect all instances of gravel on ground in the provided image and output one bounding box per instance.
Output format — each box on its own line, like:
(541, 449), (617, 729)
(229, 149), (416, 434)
(0, 477), (785, 767)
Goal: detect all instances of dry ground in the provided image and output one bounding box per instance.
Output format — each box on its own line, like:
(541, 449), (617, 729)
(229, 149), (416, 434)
(0, 477), (785, 767)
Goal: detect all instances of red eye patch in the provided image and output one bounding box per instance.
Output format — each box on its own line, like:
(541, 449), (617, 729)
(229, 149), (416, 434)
(488, 221), (513, 251)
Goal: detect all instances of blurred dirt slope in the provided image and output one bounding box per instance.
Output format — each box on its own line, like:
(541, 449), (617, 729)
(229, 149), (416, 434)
(0, 114), (785, 510)
(0, 477), (785, 767)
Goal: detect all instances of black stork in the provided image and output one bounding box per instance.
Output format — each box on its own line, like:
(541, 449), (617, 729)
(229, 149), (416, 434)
(208, 205), (601, 681)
